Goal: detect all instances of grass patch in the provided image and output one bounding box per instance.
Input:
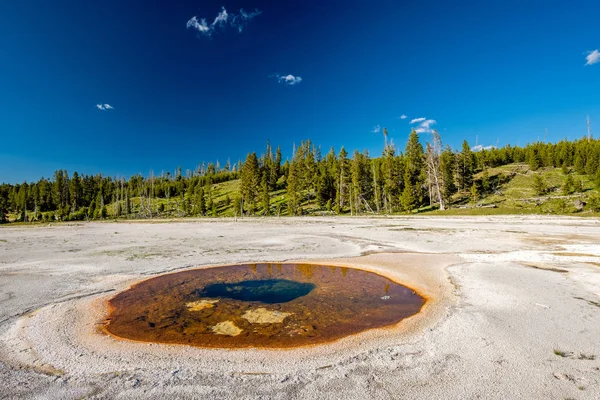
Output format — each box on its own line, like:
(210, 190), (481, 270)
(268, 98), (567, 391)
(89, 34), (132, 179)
(553, 349), (573, 358)
(574, 297), (600, 308)
(578, 353), (596, 360)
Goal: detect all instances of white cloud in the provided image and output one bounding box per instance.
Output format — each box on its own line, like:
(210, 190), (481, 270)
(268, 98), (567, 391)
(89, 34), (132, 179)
(212, 7), (228, 26)
(274, 74), (302, 85)
(371, 124), (381, 133)
(186, 16), (210, 34)
(412, 118), (436, 134)
(234, 9), (263, 32)
(585, 49), (600, 66)
(472, 144), (496, 152)
(399, 114), (407, 119)
(187, 7), (262, 37)
(96, 104), (114, 111)
(421, 119), (436, 129)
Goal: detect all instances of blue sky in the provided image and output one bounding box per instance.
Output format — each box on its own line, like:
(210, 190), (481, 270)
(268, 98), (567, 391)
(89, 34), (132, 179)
(1, 0), (600, 183)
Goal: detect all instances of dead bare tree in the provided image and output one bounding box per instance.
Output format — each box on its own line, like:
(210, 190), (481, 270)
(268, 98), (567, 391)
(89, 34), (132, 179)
(425, 130), (446, 210)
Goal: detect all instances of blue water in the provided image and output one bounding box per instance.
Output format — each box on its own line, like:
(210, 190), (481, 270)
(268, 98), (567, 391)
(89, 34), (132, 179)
(196, 279), (316, 304)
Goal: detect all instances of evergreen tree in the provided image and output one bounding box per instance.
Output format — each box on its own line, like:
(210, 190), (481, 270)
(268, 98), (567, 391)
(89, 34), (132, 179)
(382, 141), (400, 213)
(286, 159), (301, 215)
(240, 152), (260, 214)
(440, 145), (457, 203)
(481, 169), (490, 194)
(260, 173), (270, 215)
(350, 150), (373, 214)
(401, 130), (425, 211)
(470, 182), (479, 202)
(69, 171), (82, 210)
(562, 174), (575, 195)
(0, 196), (8, 223)
(198, 187), (206, 215)
(336, 147), (349, 213)
(528, 147), (541, 171)
(532, 175), (547, 196)
(457, 140), (474, 191)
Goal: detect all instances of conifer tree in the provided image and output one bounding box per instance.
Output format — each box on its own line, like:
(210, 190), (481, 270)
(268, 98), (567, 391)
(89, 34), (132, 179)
(562, 174), (575, 195)
(382, 141), (400, 213)
(286, 158), (300, 215)
(401, 130), (425, 211)
(336, 147), (349, 213)
(198, 187), (206, 215)
(260, 173), (270, 215)
(470, 182), (479, 202)
(457, 140), (474, 191)
(440, 145), (457, 203)
(240, 152), (260, 214)
(0, 196), (8, 223)
(350, 150), (373, 213)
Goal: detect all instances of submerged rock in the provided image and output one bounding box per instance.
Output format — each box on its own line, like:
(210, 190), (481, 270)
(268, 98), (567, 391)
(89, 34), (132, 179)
(211, 321), (243, 336)
(186, 299), (219, 311)
(242, 307), (292, 324)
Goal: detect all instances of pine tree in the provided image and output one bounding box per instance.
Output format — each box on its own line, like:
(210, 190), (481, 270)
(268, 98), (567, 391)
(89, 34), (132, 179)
(401, 130), (425, 211)
(481, 169), (490, 194)
(286, 159), (300, 215)
(532, 175), (547, 196)
(470, 182), (479, 202)
(350, 150), (373, 213)
(440, 145), (457, 204)
(528, 147), (541, 171)
(336, 147), (349, 213)
(457, 140), (474, 191)
(240, 152), (260, 214)
(0, 196), (8, 223)
(198, 187), (206, 215)
(562, 174), (575, 195)
(382, 141), (399, 213)
(69, 171), (82, 211)
(260, 173), (270, 215)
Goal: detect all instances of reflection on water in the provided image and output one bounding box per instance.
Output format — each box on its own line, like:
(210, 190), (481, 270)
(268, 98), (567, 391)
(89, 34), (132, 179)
(105, 263), (425, 348)
(196, 279), (316, 303)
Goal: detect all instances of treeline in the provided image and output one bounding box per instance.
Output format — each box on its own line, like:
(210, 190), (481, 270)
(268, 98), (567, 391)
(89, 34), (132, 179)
(1, 131), (600, 223)
(0, 162), (240, 223)
(238, 131), (600, 215)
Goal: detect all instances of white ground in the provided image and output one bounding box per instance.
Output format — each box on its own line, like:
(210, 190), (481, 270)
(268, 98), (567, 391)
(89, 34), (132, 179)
(0, 216), (599, 399)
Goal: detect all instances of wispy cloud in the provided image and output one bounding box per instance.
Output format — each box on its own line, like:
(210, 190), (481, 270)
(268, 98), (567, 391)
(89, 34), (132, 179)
(371, 124), (381, 133)
(273, 74), (302, 85)
(585, 49), (600, 66)
(186, 16), (210, 34)
(414, 118), (436, 134)
(187, 7), (262, 37)
(410, 117), (426, 124)
(96, 104), (114, 111)
(399, 114), (407, 120)
(472, 144), (496, 152)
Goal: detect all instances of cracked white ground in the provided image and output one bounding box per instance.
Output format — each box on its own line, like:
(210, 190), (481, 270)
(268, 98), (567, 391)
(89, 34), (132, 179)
(0, 216), (599, 399)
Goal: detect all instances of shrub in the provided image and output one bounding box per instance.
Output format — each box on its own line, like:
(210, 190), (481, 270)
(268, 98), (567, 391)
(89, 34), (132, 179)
(562, 174), (575, 195)
(532, 175), (547, 196)
(588, 194), (600, 212)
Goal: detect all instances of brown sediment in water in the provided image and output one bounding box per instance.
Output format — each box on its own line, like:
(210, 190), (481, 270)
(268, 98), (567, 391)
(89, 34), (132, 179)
(104, 263), (425, 348)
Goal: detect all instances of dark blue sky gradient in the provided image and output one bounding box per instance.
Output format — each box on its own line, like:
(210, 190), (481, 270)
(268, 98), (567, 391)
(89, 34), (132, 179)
(1, 1), (600, 182)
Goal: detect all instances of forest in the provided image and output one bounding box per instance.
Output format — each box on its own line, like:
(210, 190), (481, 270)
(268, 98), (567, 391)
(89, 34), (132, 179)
(1, 129), (600, 223)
